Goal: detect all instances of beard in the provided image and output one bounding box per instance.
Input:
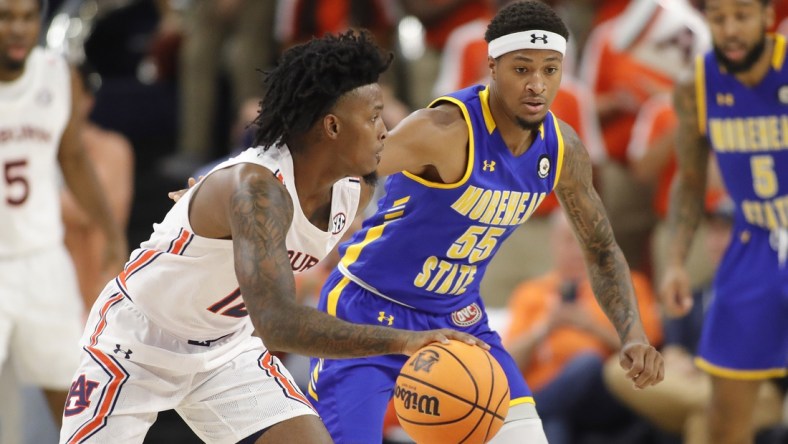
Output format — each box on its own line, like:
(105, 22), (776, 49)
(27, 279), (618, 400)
(0, 57), (26, 74)
(362, 170), (378, 187)
(515, 116), (546, 132)
(713, 33), (767, 74)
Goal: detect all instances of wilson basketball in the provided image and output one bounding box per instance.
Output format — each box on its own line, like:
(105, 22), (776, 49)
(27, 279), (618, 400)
(393, 340), (510, 443)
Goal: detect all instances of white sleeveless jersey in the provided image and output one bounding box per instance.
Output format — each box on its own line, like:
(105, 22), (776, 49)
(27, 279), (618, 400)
(0, 48), (71, 257)
(118, 146), (361, 341)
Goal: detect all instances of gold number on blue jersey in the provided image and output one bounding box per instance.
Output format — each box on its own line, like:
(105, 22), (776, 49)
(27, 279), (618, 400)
(751, 155), (778, 198)
(446, 226), (506, 263)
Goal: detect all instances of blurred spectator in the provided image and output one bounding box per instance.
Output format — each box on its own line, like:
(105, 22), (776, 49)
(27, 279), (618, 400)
(578, 0), (710, 272)
(399, 0), (493, 107)
(503, 209), (663, 444)
(275, 0), (398, 50)
(162, 0), (277, 178)
(62, 64), (135, 308)
(274, 0), (410, 129)
(604, 199), (785, 444)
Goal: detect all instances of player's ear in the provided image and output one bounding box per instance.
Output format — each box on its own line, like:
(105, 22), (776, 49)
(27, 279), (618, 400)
(323, 114), (341, 139)
(487, 56), (497, 79)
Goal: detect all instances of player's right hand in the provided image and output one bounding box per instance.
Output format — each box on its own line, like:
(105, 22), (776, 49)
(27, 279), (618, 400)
(659, 265), (693, 318)
(401, 329), (490, 356)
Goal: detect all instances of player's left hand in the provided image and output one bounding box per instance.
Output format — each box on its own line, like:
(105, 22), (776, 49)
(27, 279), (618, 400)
(168, 176), (201, 202)
(618, 340), (664, 390)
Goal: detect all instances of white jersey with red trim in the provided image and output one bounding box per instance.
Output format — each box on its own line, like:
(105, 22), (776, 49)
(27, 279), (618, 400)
(0, 47), (71, 257)
(119, 146), (361, 341)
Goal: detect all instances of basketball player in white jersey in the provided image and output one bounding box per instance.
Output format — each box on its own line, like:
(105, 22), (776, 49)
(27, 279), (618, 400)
(0, 0), (127, 427)
(60, 31), (486, 444)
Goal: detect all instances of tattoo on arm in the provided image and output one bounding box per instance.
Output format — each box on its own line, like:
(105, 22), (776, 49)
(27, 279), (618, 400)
(554, 122), (643, 342)
(230, 171), (406, 357)
(667, 77), (710, 264)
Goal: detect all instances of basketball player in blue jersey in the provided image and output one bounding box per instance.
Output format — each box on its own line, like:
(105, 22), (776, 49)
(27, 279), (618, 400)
(662, 1), (788, 443)
(307, 2), (665, 442)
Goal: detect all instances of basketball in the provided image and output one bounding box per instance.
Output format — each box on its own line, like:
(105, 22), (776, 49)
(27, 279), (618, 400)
(393, 340), (510, 443)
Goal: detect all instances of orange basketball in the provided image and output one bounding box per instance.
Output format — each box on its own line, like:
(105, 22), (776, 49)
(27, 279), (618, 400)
(393, 340), (510, 444)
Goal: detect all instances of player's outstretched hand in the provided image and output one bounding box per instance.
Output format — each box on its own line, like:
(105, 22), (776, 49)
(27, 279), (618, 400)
(659, 265), (693, 318)
(619, 340), (664, 390)
(168, 176), (201, 203)
(401, 329), (490, 356)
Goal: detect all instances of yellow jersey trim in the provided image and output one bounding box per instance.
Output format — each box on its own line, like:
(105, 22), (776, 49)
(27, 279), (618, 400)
(695, 357), (788, 380)
(393, 196), (410, 206)
(326, 276), (352, 317)
(384, 210), (404, 220)
(771, 33), (786, 70)
(695, 55), (707, 136)
(402, 97), (475, 189)
(308, 359), (323, 401)
(479, 85), (496, 134)
(510, 396), (535, 407)
(551, 112), (565, 190)
(339, 224), (386, 270)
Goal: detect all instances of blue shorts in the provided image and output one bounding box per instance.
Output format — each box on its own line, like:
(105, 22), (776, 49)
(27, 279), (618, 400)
(696, 228), (788, 379)
(308, 270), (533, 443)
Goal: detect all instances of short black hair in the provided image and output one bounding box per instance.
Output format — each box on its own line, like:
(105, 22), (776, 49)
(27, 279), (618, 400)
(485, 1), (569, 45)
(253, 30), (392, 151)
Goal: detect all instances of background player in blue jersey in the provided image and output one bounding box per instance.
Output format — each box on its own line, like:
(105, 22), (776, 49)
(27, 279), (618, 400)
(308, 2), (665, 443)
(661, 1), (788, 443)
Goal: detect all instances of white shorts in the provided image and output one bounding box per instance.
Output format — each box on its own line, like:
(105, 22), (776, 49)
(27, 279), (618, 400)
(60, 285), (317, 444)
(0, 245), (84, 389)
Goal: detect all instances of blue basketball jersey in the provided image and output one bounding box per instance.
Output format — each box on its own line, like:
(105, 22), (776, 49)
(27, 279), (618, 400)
(336, 85), (564, 314)
(693, 35), (788, 378)
(697, 34), (788, 231)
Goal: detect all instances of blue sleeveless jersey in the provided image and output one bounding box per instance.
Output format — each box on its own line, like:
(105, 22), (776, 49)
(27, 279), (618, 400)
(697, 34), (788, 231)
(693, 36), (788, 378)
(336, 85), (564, 314)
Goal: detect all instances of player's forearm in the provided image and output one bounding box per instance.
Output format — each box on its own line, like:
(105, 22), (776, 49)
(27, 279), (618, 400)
(254, 304), (409, 358)
(586, 245), (648, 344)
(60, 149), (123, 242)
(665, 174), (705, 266)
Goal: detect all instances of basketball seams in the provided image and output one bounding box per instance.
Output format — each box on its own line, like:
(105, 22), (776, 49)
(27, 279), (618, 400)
(394, 341), (510, 443)
(431, 343), (481, 405)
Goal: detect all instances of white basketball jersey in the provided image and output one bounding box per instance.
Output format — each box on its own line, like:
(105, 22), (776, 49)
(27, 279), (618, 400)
(118, 146), (361, 341)
(0, 48), (71, 257)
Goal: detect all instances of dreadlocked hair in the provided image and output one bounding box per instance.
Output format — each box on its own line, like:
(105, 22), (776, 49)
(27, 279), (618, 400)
(254, 30), (392, 151)
(485, 1), (569, 44)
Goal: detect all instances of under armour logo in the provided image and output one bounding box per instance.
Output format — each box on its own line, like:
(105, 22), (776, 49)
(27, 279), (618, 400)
(113, 344), (132, 359)
(377, 311), (394, 326)
(531, 33), (548, 44)
(483, 160), (496, 172)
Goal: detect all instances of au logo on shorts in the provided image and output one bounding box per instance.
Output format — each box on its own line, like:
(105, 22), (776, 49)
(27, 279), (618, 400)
(64, 374), (99, 417)
(451, 302), (482, 327)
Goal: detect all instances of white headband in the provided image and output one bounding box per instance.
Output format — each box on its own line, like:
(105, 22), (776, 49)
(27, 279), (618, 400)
(488, 30), (566, 58)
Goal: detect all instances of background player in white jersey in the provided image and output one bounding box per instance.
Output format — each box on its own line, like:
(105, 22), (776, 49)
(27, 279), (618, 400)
(60, 30), (486, 444)
(0, 0), (127, 427)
